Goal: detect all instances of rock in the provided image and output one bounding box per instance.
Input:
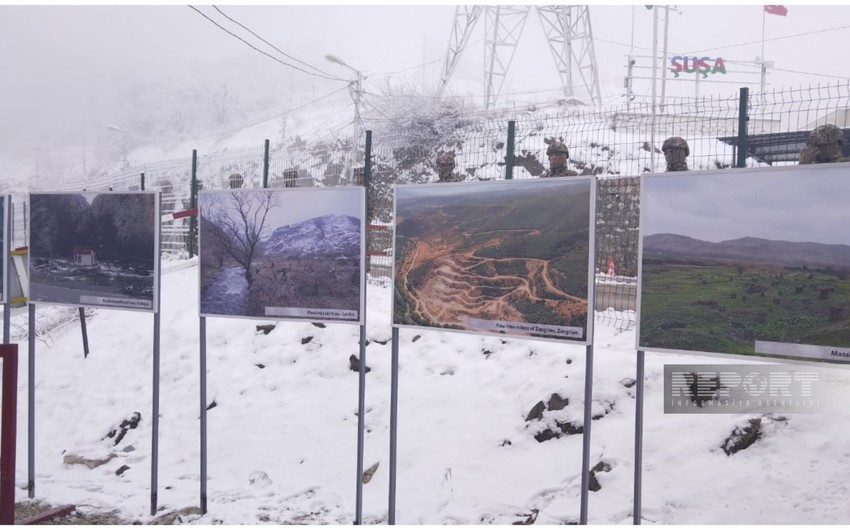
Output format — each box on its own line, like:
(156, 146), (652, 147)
(255, 363), (266, 369)
(722, 418), (762, 455)
(412, 335), (421, 343)
(373, 338), (389, 345)
(362, 462), (379, 484)
(115, 465), (130, 476)
(349, 354), (371, 374)
(556, 420), (584, 435)
(256, 324), (275, 335)
(547, 393), (569, 411)
(103, 412), (141, 446)
(121, 445), (135, 453)
(588, 461), (612, 492)
(149, 506), (202, 525)
(534, 428), (560, 443)
(311, 322), (326, 328)
(500, 439), (512, 447)
(248, 470), (273, 488)
(525, 401), (546, 422)
(63, 453), (117, 469)
(301, 336), (314, 345)
(620, 377), (637, 388)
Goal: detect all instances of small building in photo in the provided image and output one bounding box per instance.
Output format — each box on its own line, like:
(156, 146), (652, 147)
(72, 246), (97, 266)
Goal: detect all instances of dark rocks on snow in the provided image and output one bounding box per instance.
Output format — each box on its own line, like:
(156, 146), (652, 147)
(620, 377), (637, 388)
(255, 363), (266, 369)
(362, 462), (380, 484)
(588, 461), (612, 492)
(412, 335), (422, 343)
(722, 417), (763, 455)
(349, 354), (371, 374)
(301, 336), (314, 345)
(547, 393), (569, 411)
(103, 412), (141, 446)
(256, 324), (275, 335)
(115, 465), (130, 476)
(525, 401), (546, 422)
(311, 322), (326, 328)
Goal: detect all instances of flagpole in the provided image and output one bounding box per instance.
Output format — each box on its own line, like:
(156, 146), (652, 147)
(760, 7), (767, 92)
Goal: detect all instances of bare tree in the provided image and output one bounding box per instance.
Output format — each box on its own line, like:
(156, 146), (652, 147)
(205, 191), (279, 285)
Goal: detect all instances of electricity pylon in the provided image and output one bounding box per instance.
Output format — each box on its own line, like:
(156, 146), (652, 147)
(437, 5), (601, 109)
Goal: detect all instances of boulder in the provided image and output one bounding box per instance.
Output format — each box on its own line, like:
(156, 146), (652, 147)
(349, 354), (371, 374)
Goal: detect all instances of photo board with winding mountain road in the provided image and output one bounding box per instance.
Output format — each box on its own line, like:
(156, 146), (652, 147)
(393, 177), (595, 343)
(638, 163), (850, 363)
(199, 188), (365, 324)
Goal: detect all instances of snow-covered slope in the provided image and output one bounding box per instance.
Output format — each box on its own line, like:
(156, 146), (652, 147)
(262, 215), (360, 258)
(11, 259), (850, 524)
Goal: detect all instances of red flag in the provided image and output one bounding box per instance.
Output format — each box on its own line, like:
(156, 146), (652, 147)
(764, 5), (788, 16)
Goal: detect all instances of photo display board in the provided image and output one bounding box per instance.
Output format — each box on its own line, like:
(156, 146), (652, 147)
(29, 192), (160, 312)
(199, 187), (365, 324)
(393, 177), (595, 343)
(638, 163), (850, 363)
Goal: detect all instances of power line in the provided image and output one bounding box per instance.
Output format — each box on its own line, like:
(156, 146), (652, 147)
(188, 6), (342, 82)
(681, 23), (850, 55)
(211, 6), (341, 81)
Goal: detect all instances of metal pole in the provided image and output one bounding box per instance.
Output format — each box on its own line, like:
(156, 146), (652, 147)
(79, 308), (89, 358)
(189, 149), (198, 258)
(141, 172), (146, 191)
(649, 7), (658, 173)
(505, 121), (515, 180)
(262, 139), (270, 189)
(3, 197), (10, 345)
(199, 316), (208, 514)
(737, 87), (750, 168)
(579, 344), (594, 524)
(150, 312), (160, 516)
(660, 6), (670, 111)
(633, 350), (645, 525)
(27, 303), (34, 498)
(388, 326), (400, 525)
(355, 130), (372, 525)
(0, 344), (18, 525)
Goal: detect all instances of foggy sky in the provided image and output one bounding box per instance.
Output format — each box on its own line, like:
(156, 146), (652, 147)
(643, 164), (850, 246)
(4, 4), (850, 153)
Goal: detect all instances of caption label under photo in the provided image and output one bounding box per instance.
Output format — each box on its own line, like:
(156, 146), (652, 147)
(265, 307), (359, 321)
(80, 295), (152, 310)
(467, 318), (583, 339)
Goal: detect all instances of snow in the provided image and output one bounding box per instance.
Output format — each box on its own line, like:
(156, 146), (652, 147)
(9, 257), (850, 524)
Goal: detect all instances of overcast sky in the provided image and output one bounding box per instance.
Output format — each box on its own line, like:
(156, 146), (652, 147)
(643, 164), (850, 246)
(4, 3), (850, 151)
(202, 188), (362, 233)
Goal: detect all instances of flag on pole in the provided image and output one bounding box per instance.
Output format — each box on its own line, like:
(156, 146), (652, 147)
(764, 5), (788, 16)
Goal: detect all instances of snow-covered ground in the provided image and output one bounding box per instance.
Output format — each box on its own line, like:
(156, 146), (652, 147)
(9, 258), (850, 524)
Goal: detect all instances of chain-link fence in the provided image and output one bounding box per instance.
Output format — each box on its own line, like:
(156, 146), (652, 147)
(14, 82), (850, 328)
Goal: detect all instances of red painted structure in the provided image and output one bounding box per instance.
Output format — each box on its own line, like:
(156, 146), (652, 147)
(0, 344), (17, 525)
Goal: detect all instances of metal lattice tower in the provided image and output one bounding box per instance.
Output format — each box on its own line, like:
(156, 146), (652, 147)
(438, 5), (602, 109)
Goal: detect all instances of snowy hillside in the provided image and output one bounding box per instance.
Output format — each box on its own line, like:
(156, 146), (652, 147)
(263, 215), (360, 257)
(10, 259), (850, 524)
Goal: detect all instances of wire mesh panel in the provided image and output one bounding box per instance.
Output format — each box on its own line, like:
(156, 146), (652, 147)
(13, 81), (850, 324)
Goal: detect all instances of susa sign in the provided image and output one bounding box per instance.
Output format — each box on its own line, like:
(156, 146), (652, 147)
(670, 56), (727, 78)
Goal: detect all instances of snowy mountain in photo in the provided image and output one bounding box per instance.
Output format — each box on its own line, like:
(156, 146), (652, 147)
(261, 214), (360, 258)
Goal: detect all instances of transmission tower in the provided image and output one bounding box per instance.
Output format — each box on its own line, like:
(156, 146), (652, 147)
(438, 5), (601, 109)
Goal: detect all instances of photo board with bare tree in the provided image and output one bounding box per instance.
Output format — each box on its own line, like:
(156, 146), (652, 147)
(393, 177), (595, 343)
(199, 188), (365, 324)
(28, 192), (160, 312)
(638, 163), (850, 363)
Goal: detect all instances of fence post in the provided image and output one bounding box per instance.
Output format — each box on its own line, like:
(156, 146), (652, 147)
(505, 121), (516, 180)
(0, 344), (17, 525)
(189, 149), (198, 258)
(736, 87), (749, 168)
(140, 172), (145, 191)
(262, 139), (270, 189)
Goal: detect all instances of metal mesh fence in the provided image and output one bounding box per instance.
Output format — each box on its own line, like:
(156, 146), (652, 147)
(14, 81), (850, 328)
